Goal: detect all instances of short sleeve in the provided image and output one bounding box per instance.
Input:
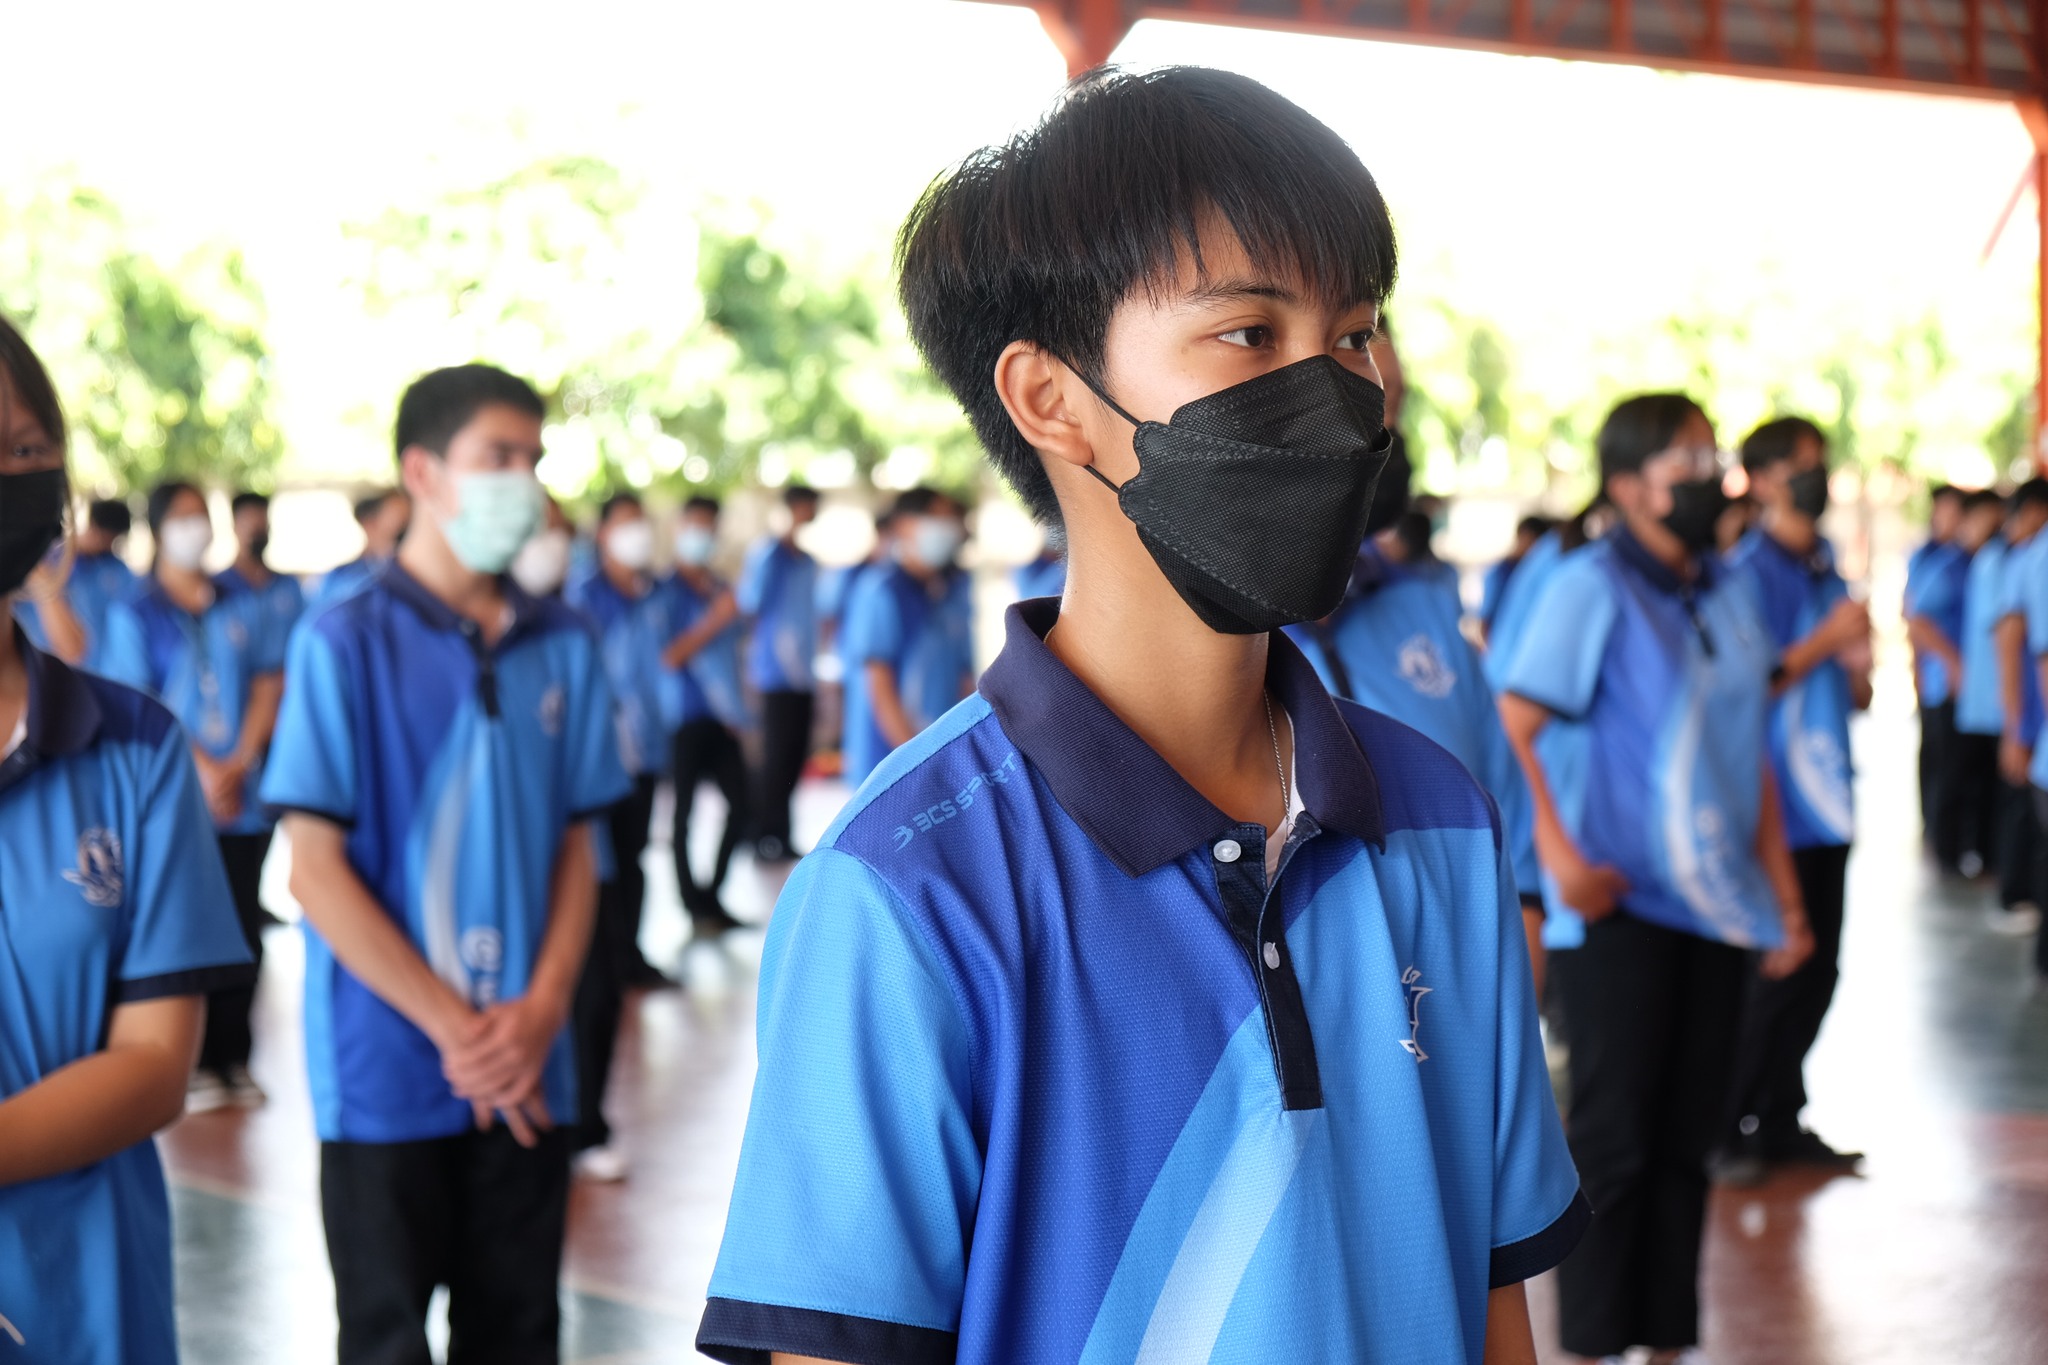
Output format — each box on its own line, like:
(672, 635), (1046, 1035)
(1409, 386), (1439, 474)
(259, 623), (359, 825)
(97, 601), (153, 693)
(1485, 832), (1590, 1283)
(1501, 554), (1618, 720)
(845, 573), (904, 667)
(563, 634), (631, 821)
(1999, 547), (2034, 622)
(2025, 547), (2048, 657)
(118, 719), (254, 1000)
(699, 849), (979, 1365)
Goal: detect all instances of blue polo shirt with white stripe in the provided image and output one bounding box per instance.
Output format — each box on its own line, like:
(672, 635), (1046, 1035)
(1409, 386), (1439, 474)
(1504, 530), (1781, 950)
(1286, 543), (1542, 904)
(738, 538), (818, 694)
(99, 578), (287, 836)
(258, 565), (629, 1143)
(0, 636), (251, 1365)
(841, 561), (976, 785)
(1727, 529), (1856, 850)
(698, 601), (1586, 1365)
(566, 568), (680, 777)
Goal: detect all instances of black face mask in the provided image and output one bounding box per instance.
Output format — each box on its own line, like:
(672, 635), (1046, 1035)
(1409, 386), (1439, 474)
(1078, 355), (1392, 635)
(1662, 477), (1730, 555)
(1788, 466), (1829, 521)
(0, 467), (68, 598)
(249, 529), (272, 561)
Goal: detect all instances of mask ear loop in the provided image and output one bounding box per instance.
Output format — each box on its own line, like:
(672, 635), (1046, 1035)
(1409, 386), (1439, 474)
(1040, 346), (1148, 496)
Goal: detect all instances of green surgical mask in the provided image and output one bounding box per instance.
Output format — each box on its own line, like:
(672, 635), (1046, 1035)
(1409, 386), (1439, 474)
(443, 471), (545, 575)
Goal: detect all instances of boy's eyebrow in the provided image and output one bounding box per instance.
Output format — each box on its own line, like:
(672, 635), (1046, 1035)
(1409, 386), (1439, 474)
(1180, 277), (1302, 307)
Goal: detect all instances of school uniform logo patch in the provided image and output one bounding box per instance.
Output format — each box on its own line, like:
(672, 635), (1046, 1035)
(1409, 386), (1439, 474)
(1400, 966), (1432, 1061)
(62, 828), (125, 908)
(538, 685), (566, 738)
(1397, 635), (1457, 699)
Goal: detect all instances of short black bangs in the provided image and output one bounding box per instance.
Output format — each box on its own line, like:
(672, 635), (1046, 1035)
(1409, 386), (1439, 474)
(898, 66), (1397, 526)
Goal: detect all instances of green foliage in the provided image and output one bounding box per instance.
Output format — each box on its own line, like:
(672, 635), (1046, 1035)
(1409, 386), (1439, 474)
(0, 181), (282, 495)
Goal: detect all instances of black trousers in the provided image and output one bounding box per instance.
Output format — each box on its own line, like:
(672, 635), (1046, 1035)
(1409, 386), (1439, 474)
(572, 773), (658, 1150)
(1921, 702), (1957, 865)
(1726, 843), (1850, 1149)
(672, 719), (749, 916)
(199, 830), (273, 1075)
(753, 689), (815, 854)
(1951, 731), (2003, 873)
(322, 1129), (570, 1365)
(2034, 786), (2048, 975)
(1998, 777), (2046, 911)
(1553, 914), (1748, 1359)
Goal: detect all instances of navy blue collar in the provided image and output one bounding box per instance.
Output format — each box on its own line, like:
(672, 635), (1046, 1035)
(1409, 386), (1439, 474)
(1609, 525), (1720, 596)
(379, 560), (546, 645)
(0, 627), (104, 793)
(978, 600), (1385, 877)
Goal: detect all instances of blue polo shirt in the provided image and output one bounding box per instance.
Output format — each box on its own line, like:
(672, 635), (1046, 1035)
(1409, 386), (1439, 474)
(1727, 530), (1856, 850)
(566, 568), (679, 777)
(1903, 541), (1968, 706)
(738, 538), (818, 694)
(216, 564), (306, 659)
(306, 554), (384, 615)
(99, 579), (287, 836)
(1997, 535), (2047, 749)
(1012, 553), (1067, 602)
(841, 562), (976, 785)
(1957, 539), (2014, 736)
(659, 571), (747, 733)
(1482, 531), (1569, 692)
(698, 601), (1586, 1365)
(1504, 530), (1782, 951)
(2015, 536), (2048, 788)
(12, 551), (138, 673)
(0, 637), (251, 1365)
(258, 565), (629, 1143)
(1286, 544), (1542, 903)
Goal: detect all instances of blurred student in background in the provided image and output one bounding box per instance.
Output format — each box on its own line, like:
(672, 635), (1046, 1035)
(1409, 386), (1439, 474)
(1908, 484), (1967, 838)
(12, 496), (134, 668)
(738, 484), (820, 863)
(101, 481), (286, 1113)
(1012, 526), (1067, 602)
(1479, 514), (1553, 637)
(1910, 488), (2005, 876)
(1994, 480), (2048, 949)
(0, 312), (254, 1365)
(309, 487), (410, 612)
(1501, 392), (1812, 1365)
(510, 493), (575, 600)
(661, 496), (750, 940)
(839, 485), (974, 786)
(1717, 417), (1872, 1184)
(221, 491), (306, 654)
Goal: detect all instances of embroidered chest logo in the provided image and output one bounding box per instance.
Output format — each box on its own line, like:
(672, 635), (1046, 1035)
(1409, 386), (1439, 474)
(537, 684), (566, 738)
(1398, 634), (1457, 699)
(1400, 965), (1432, 1062)
(892, 751), (1021, 851)
(63, 828), (125, 908)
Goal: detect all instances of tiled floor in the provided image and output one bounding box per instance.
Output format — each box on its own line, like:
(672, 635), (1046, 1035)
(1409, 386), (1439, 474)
(159, 673), (2048, 1363)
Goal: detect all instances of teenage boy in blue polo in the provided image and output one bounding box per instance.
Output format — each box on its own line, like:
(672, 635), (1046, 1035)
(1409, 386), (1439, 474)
(738, 483), (821, 863)
(1993, 481), (2048, 939)
(1718, 417), (1873, 1182)
(219, 491), (307, 651)
(697, 68), (1582, 1365)
(262, 364), (627, 1364)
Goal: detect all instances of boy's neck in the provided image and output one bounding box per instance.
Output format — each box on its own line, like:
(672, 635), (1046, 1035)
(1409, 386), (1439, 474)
(157, 564), (214, 614)
(1762, 504), (1817, 555)
(234, 550), (273, 585)
(398, 525), (505, 637)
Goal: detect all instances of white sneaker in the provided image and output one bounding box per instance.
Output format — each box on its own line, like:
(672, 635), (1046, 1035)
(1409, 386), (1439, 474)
(1988, 903), (2043, 936)
(185, 1070), (233, 1115)
(573, 1145), (630, 1183)
(223, 1065), (267, 1109)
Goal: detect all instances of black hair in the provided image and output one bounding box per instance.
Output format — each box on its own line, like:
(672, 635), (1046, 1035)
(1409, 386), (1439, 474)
(1597, 393), (1708, 488)
(1515, 514), (1553, 541)
(1929, 482), (1963, 504)
(2011, 478), (2048, 513)
(87, 499), (132, 536)
(394, 364), (544, 463)
(1963, 488), (2007, 516)
(146, 480), (202, 536)
(897, 66), (1398, 526)
(1740, 416), (1828, 474)
(0, 313), (65, 452)
(889, 486), (955, 521)
(1557, 493), (1611, 553)
(353, 489), (397, 525)
(599, 492), (644, 523)
(231, 490), (270, 516)
(783, 483), (820, 509)
(1394, 509), (1438, 564)
(684, 494), (722, 518)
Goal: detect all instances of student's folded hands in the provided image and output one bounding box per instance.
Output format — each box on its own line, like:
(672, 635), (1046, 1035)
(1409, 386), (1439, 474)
(441, 996), (564, 1148)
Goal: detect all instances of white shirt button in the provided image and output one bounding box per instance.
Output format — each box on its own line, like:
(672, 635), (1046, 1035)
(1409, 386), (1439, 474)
(1263, 941), (1281, 970)
(1213, 838), (1243, 864)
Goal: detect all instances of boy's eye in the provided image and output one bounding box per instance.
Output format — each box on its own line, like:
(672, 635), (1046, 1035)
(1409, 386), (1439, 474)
(1334, 330), (1377, 352)
(1217, 326), (1272, 349)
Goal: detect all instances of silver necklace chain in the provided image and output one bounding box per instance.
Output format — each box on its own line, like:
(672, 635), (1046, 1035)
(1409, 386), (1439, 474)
(1263, 690), (1290, 822)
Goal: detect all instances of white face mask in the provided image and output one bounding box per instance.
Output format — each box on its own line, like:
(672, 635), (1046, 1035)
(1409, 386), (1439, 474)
(158, 514), (213, 571)
(901, 516), (964, 570)
(510, 528), (573, 596)
(674, 524), (717, 567)
(606, 519), (655, 572)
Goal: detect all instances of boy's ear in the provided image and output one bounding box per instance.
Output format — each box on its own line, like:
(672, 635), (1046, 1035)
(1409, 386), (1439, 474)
(993, 342), (1093, 471)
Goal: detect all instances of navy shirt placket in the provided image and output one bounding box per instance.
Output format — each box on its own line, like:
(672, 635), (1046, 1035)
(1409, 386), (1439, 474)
(1208, 817), (1325, 1112)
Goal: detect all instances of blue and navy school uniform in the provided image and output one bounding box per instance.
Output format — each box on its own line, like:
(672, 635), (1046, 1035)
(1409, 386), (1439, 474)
(257, 565), (629, 1143)
(840, 561), (976, 786)
(1904, 541), (1968, 708)
(658, 571), (748, 735)
(0, 637), (251, 1365)
(1503, 530), (1782, 951)
(1286, 543), (1542, 905)
(215, 564), (306, 662)
(1957, 538), (2016, 738)
(1727, 530), (1856, 850)
(305, 554), (383, 616)
(1996, 536), (2047, 750)
(1012, 552), (1067, 603)
(1478, 555), (1520, 633)
(98, 579), (287, 836)
(738, 538), (818, 696)
(566, 569), (680, 778)
(1482, 531), (1569, 692)
(2014, 535), (2048, 791)
(12, 551), (137, 673)
(698, 600), (1586, 1365)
